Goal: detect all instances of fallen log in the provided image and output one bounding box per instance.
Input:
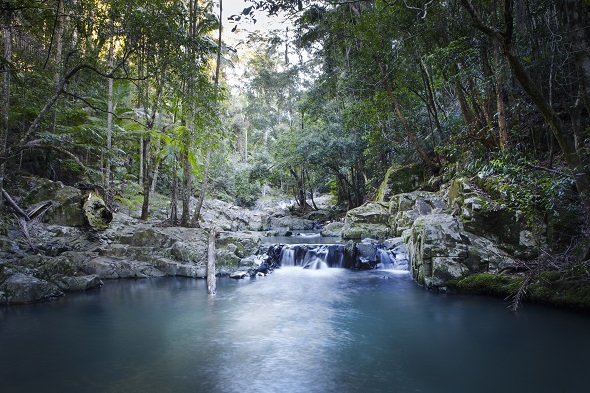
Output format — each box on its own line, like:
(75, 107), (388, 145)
(2, 188), (31, 221)
(82, 192), (113, 229)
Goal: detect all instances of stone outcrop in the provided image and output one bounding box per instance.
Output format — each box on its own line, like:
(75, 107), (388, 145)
(0, 273), (64, 305)
(335, 176), (525, 290)
(407, 214), (514, 289)
(262, 212), (318, 231)
(341, 202), (392, 239)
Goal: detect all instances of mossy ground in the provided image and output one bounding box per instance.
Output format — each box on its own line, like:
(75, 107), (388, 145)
(446, 272), (590, 311)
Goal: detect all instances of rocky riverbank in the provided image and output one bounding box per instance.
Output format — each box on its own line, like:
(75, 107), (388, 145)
(337, 174), (590, 311)
(1, 173), (589, 311)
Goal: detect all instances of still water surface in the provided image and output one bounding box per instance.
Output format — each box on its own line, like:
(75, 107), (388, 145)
(1, 268), (589, 393)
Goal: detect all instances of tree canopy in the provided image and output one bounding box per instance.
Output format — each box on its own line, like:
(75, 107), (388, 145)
(1, 0), (589, 229)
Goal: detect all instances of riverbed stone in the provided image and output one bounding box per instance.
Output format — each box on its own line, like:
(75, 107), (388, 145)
(0, 273), (64, 304)
(80, 256), (166, 279)
(53, 274), (103, 291)
(262, 213), (318, 231)
(320, 221), (344, 237)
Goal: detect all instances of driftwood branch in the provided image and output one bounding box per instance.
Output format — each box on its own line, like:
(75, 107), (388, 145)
(2, 188), (30, 220)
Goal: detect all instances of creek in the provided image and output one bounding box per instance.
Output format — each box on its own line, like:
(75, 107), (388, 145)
(1, 260), (590, 392)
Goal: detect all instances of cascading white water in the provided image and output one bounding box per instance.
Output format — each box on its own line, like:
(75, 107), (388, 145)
(279, 247), (297, 267)
(279, 244), (344, 269)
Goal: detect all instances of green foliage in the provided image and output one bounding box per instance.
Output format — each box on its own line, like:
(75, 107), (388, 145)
(463, 151), (575, 221)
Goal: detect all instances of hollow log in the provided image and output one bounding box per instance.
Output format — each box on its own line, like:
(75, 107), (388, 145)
(82, 192), (113, 230)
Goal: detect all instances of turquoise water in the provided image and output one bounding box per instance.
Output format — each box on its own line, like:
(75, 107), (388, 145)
(1, 268), (589, 393)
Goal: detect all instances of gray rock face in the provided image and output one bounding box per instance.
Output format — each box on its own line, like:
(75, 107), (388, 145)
(407, 214), (514, 288)
(262, 213), (318, 231)
(0, 273), (64, 304)
(389, 192), (448, 236)
(199, 199), (265, 231)
(320, 221), (344, 237)
(81, 256), (168, 279)
(341, 202), (392, 239)
(53, 274), (103, 292)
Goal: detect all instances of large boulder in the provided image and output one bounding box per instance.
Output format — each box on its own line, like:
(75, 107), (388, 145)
(199, 199), (265, 231)
(215, 231), (263, 269)
(262, 213), (318, 231)
(376, 164), (425, 202)
(389, 191), (448, 236)
(341, 202), (392, 240)
(408, 214), (514, 289)
(0, 273), (64, 304)
(446, 178), (538, 259)
(82, 192), (113, 229)
(15, 176), (85, 226)
(321, 221), (344, 237)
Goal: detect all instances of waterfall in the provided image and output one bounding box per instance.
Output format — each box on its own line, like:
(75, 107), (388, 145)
(278, 244), (347, 269)
(266, 239), (409, 272)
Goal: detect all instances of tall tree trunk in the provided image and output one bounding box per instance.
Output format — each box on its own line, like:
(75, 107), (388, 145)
(191, 0), (223, 225)
(461, 0), (590, 216)
(180, 146), (191, 226)
(191, 149), (211, 227)
(50, 0), (65, 135)
(494, 44), (508, 150)
(170, 159), (178, 226)
(140, 133), (151, 220)
(0, 7), (12, 205)
(105, 36), (114, 187)
(563, 0), (590, 116)
(290, 166), (306, 209)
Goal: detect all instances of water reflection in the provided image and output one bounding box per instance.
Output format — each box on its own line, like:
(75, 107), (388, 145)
(1, 271), (590, 393)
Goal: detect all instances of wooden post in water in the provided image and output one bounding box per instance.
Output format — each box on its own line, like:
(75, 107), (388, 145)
(207, 229), (218, 295)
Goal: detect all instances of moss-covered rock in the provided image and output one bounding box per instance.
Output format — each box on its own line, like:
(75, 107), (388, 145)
(446, 272), (590, 311)
(321, 221), (344, 237)
(408, 214), (516, 288)
(445, 273), (523, 297)
(341, 202), (392, 240)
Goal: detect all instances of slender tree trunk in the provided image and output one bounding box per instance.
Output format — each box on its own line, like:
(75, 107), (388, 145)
(290, 166), (306, 209)
(563, 0), (590, 116)
(140, 133), (151, 220)
(180, 146), (191, 226)
(494, 44), (508, 150)
(191, 149), (211, 227)
(419, 57), (442, 137)
(207, 229), (217, 295)
(50, 0), (65, 135)
(1, 8), (12, 205)
(170, 160), (178, 225)
(191, 0), (223, 225)
(139, 136), (144, 187)
(105, 36), (114, 187)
